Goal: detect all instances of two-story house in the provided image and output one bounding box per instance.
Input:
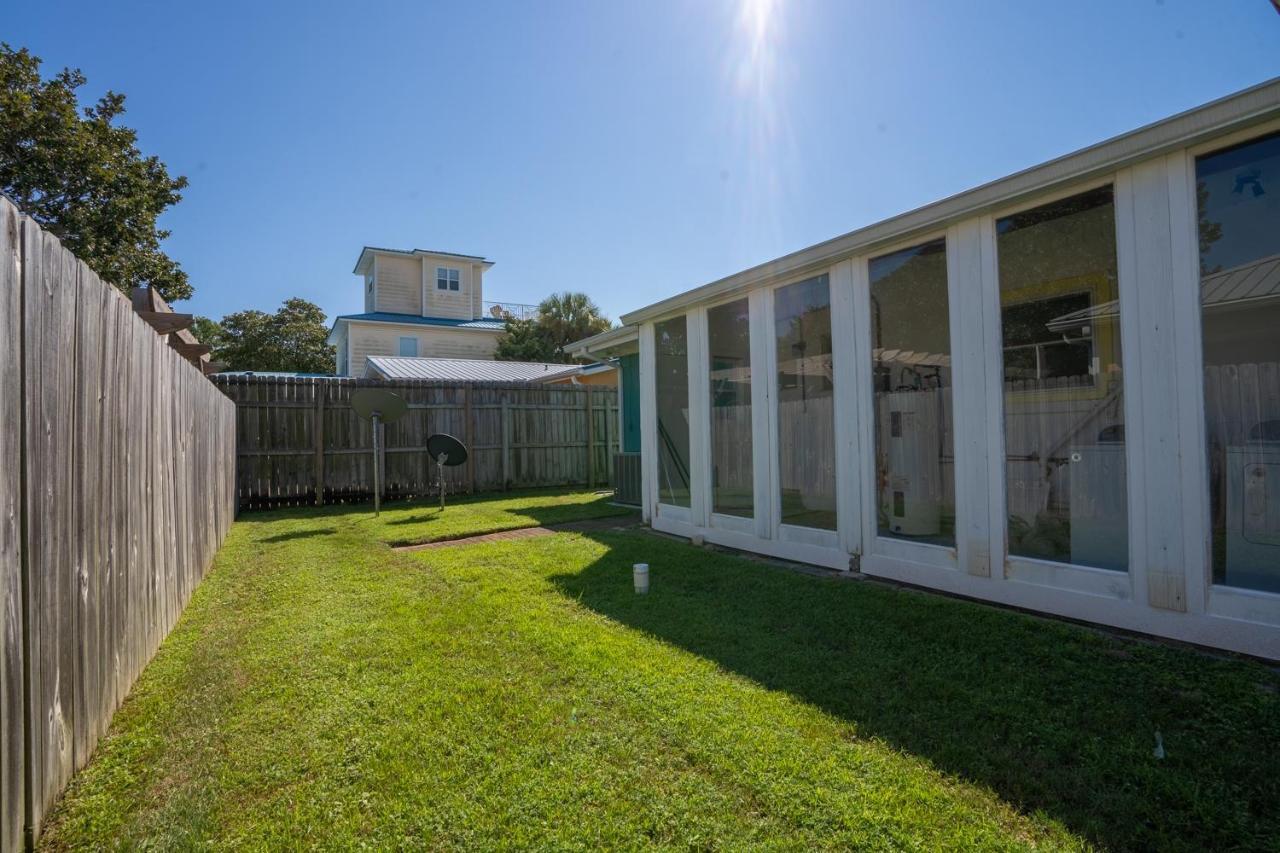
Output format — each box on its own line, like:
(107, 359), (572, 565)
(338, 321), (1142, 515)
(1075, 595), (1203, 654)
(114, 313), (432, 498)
(328, 246), (532, 376)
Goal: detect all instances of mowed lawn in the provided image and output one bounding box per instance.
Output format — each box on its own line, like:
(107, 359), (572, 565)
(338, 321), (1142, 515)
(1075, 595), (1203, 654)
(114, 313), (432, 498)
(38, 491), (1280, 850)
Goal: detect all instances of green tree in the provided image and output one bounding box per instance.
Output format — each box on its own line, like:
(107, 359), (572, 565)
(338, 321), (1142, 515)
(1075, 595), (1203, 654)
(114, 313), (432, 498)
(494, 316), (557, 362)
(0, 44), (191, 301)
(495, 291), (610, 363)
(537, 291), (611, 357)
(206, 298), (336, 373)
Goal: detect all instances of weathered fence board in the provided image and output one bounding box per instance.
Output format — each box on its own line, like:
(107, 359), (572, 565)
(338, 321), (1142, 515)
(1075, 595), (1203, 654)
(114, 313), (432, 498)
(212, 375), (619, 510)
(0, 197), (237, 850)
(1, 195), (26, 853)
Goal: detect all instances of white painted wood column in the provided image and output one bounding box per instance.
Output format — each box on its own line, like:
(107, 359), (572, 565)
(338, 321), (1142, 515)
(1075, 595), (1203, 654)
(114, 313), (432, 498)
(687, 306), (712, 529)
(749, 288), (775, 540)
(831, 260), (863, 559)
(1115, 157), (1205, 613)
(947, 219), (999, 579)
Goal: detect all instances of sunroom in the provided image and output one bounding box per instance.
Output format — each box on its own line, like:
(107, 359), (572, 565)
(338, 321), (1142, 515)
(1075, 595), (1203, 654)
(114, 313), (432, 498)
(576, 80), (1280, 660)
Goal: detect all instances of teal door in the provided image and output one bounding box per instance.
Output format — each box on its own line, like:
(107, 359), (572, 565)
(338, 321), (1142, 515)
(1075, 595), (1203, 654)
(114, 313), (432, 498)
(620, 353), (640, 453)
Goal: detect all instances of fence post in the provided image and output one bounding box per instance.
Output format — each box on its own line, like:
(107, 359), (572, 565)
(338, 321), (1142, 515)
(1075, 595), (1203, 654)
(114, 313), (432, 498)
(501, 401), (511, 491)
(585, 386), (595, 490)
(464, 385), (475, 494)
(313, 381), (325, 506)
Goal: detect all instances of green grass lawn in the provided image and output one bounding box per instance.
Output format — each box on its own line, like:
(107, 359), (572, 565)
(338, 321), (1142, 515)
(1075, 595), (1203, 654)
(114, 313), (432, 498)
(37, 490), (1280, 850)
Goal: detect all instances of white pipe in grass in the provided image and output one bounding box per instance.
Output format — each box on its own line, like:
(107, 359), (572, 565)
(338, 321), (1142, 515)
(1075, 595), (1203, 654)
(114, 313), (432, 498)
(633, 563), (650, 595)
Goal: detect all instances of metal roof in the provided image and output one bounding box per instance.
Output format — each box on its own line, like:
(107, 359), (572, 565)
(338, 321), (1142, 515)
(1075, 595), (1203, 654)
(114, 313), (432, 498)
(335, 311), (505, 330)
(1045, 253), (1280, 331)
(365, 356), (585, 383)
(328, 312), (506, 342)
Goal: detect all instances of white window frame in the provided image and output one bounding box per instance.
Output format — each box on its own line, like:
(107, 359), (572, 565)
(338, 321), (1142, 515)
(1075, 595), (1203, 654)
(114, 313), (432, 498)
(437, 266), (460, 292)
(765, 270), (842, 552)
(853, 229), (960, 575)
(701, 293), (761, 538)
(985, 176), (1139, 601)
(398, 336), (418, 357)
(646, 313), (694, 528)
(1184, 118), (1280, 628)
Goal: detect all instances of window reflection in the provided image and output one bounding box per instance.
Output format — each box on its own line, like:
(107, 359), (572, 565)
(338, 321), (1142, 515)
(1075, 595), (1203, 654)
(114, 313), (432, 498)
(996, 187), (1127, 570)
(774, 275), (836, 530)
(1196, 131), (1280, 593)
(869, 239), (955, 546)
(708, 299), (754, 518)
(655, 316), (691, 507)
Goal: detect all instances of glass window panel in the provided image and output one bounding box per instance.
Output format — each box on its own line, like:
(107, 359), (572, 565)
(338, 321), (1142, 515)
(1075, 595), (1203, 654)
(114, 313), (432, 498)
(996, 186), (1127, 571)
(774, 275), (836, 530)
(869, 239), (955, 546)
(1195, 131), (1280, 593)
(655, 316), (692, 507)
(708, 299), (754, 518)
(398, 336), (418, 357)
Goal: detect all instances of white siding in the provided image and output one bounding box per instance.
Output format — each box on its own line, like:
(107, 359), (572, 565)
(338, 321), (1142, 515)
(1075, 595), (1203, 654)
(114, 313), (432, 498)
(373, 255), (422, 314)
(346, 322), (501, 377)
(422, 256), (483, 320)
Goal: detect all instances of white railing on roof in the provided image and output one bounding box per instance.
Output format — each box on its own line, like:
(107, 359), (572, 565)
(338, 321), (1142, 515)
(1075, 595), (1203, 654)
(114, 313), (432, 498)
(484, 300), (539, 322)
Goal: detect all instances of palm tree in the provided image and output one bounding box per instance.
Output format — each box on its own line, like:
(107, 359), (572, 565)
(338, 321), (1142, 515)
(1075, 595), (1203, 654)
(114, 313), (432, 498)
(536, 291), (612, 361)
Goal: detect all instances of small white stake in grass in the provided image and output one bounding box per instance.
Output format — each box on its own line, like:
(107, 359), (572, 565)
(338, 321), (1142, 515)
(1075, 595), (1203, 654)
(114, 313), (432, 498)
(1153, 731), (1165, 760)
(633, 563), (649, 595)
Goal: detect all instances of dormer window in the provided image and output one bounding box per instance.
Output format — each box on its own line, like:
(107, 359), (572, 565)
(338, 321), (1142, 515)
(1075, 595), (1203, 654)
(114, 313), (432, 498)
(436, 267), (460, 291)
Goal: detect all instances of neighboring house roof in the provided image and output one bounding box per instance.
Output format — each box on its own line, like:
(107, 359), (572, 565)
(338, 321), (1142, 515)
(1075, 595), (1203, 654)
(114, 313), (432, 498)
(353, 245), (494, 275)
(327, 312), (506, 343)
(1045, 252), (1280, 332)
(365, 356), (584, 383)
(335, 312), (505, 330)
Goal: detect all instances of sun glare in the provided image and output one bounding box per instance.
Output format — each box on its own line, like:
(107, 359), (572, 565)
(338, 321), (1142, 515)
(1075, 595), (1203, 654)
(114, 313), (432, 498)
(726, 0), (791, 251)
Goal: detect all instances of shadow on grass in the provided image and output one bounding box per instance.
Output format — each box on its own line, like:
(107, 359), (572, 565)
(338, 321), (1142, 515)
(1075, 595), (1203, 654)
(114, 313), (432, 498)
(385, 511), (443, 526)
(551, 531), (1280, 852)
(257, 527), (338, 543)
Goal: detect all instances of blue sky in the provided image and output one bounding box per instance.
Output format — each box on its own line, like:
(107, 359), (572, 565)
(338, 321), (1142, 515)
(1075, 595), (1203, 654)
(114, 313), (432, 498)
(7, 1), (1279, 325)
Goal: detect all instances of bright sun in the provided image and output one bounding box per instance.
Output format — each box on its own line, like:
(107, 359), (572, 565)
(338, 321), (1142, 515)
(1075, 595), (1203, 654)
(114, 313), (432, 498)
(740, 0), (777, 59)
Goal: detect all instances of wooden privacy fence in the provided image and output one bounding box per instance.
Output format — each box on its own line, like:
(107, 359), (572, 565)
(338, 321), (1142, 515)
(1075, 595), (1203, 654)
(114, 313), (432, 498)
(0, 198), (237, 850)
(211, 375), (619, 510)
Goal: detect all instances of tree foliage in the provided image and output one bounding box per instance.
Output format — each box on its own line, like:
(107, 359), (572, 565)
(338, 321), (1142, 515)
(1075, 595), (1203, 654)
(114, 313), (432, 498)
(200, 298), (335, 373)
(495, 291), (611, 363)
(494, 316), (557, 362)
(0, 44), (192, 301)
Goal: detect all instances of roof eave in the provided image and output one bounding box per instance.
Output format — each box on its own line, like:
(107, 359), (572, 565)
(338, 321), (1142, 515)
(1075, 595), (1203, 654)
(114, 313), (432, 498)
(570, 324), (639, 359)
(353, 246), (491, 275)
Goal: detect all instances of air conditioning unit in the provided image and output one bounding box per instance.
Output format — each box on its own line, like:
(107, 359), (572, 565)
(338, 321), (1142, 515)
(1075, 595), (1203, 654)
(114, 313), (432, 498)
(880, 392), (943, 537)
(1223, 426), (1280, 593)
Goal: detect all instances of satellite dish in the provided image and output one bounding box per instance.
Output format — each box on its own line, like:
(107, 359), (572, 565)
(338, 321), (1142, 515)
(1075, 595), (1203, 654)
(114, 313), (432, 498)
(426, 433), (470, 511)
(352, 388), (408, 423)
(349, 388), (408, 515)
(426, 433), (468, 467)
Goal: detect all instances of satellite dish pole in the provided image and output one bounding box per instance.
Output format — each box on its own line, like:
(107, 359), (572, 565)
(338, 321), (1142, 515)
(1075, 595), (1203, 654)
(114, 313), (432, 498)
(351, 388), (410, 516)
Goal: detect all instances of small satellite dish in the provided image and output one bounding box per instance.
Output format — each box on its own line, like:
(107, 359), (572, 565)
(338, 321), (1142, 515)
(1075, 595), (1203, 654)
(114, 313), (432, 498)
(426, 433), (469, 511)
(350, 388), (409, 515)
(426, 433), (468, 467)
(352, 388), (408, 424)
